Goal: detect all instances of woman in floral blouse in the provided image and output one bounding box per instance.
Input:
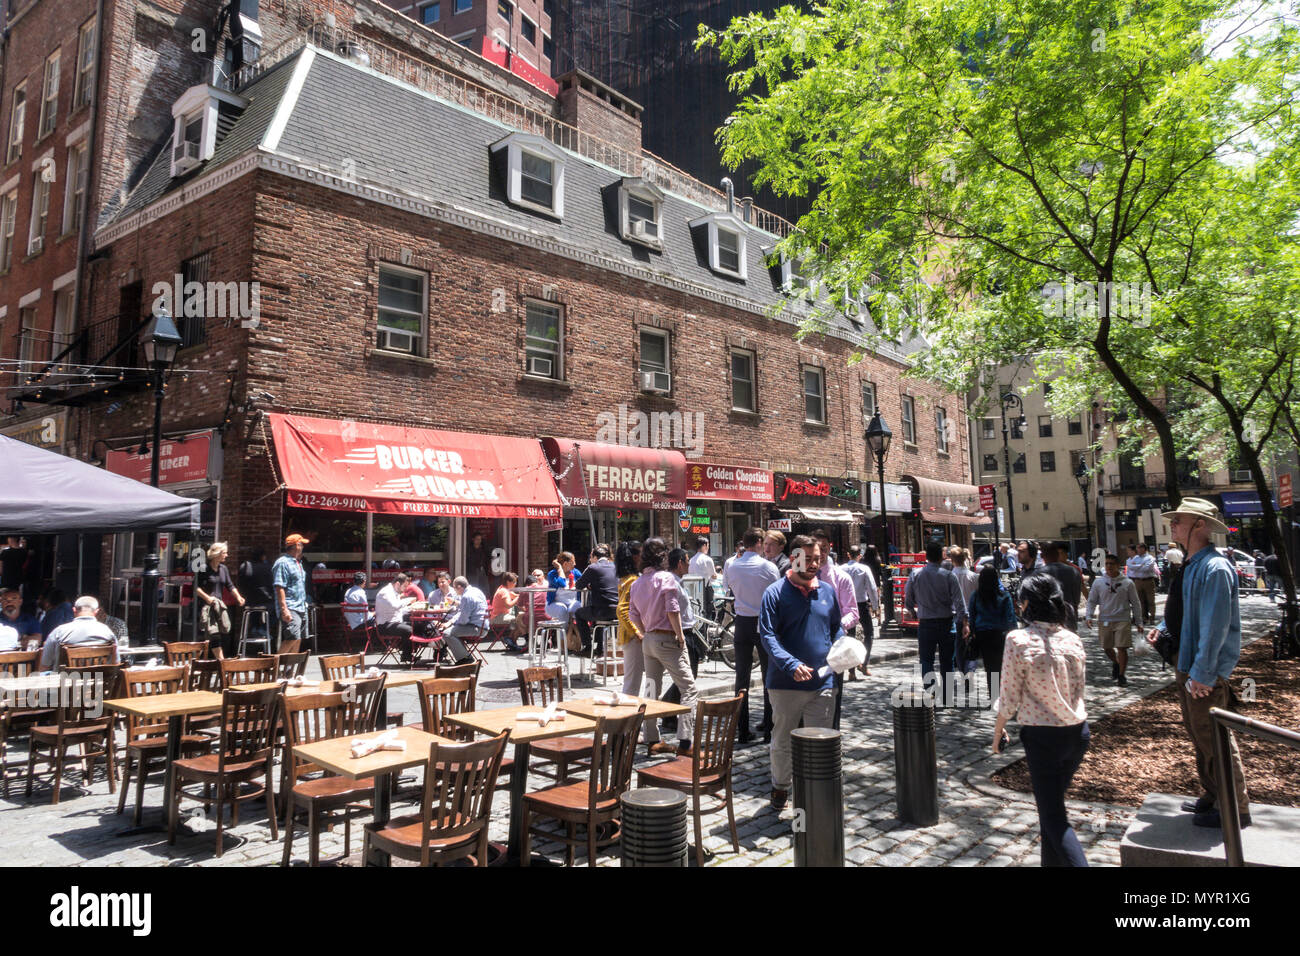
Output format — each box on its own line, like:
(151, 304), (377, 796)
(992, 572), (1089, 866)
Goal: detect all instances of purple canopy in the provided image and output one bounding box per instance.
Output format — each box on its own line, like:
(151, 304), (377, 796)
(0, 434), (200, 533)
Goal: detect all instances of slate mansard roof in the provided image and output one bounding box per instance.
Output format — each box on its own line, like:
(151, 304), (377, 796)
(101, 45), (921, 361)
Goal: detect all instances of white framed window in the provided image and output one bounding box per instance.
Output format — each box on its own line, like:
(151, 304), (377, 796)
(524, 299), (563, 380)
(492, 132), (565, 217)
(690, 212), (748, 279)
(62, 143), (87, 235)
(17, 305), (40, 373)
(935, 407), (949, 454)
(6, 83), (25, 164)
(618, 178), (663, 248)
(981, 417), (996, 440)
(730, 348), (756, 412)
(169, 82), (244, 178)
(38, 51), (60, 139)
(28, 171), (51, 255)
(375, 264), (427, 356)
(420, 2), (441, 24)
(520, 15), (536, 44)
(74, 18), (96, 111)
(861, 381), (877, 426)
(454, 0), (473, 14)
(639, 327), (671, 393)
(0, 189), (16, 271)
(901, 395), (916, 445)
(803, 366), (826, 424)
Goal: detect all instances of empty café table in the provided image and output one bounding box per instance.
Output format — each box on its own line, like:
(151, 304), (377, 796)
(563, 694), (689, 722)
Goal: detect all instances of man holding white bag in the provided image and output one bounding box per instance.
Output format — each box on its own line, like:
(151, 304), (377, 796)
(759, 535), (842, 811)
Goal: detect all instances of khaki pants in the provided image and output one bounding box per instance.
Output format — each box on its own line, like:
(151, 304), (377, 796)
(1176, 671), (1249, 812)
(642, 631), (696, 744)
(1134, 577), (1157, 623)
(768, 686), (836, 791)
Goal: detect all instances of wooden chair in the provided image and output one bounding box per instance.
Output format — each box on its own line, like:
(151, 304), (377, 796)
(320, 653), (364, 682)
(163, 641), (209, 667)
(434, 661), (481, 706)
(0, 650), (54, 796)
(259, 651), (309, 680)
(364, 730), (510, 867)
(61, 642), (118, 668)
(167, 685), (281, 857)
(343, 674), (389, 733)
(280, 691), (376, 866)
(521, 706), (645, 867)
(636, 692), (745, 867)
(116, 666), (212, 825)
(219, 656), (277, 688)
(185, 657), (223, 735)
(517, 666), (592, 782)
(416, 677), (475, 740)
(25, 664), (123, 804)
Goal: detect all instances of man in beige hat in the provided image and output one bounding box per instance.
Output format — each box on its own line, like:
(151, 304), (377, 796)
(1157, 497), (1250, 828)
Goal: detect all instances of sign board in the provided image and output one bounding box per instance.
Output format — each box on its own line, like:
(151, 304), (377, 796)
(1281, 474), (1293, 509)
(685, 462), (774, 503)
(868, 481), (913, 513)
(0, 410), (67, 449)
(542, 518), (563, 532)
(767, 518), (792, 532)
(997, 507), (1005, 534)
(106, 430), (217, 487)
(686, 505), (713, 536)
(979, 484), (996, 511)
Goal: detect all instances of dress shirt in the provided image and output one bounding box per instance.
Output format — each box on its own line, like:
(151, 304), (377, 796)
(842, 561), (880, 609)
(1085, 573), (1141, 624)
(904, 561), (966, 625)
(39, 616), (116, 670)
(452, 586), (489, 629)
(1126, 553), (1157, 579)
(723, 549), (780, 617)
(342, 585), (370, 629)
(1176, 545), (1241, 686)
(628, 569), (681, 634)
(1001, 552), (1020, 573)
(996, 622), (1088, 726)
(0, 622), (18, 652)
(374, 583), (408, 626)
(689, 552), (717, 582)
(817, 559), (859, 632)
(672, 574), (696, 628)
(951, 566), (979, 607)
(770, 551), (791, 574)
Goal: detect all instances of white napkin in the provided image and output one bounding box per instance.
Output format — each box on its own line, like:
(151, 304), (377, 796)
(286, 677), (319, 688)
(517, 701), (566, 726)
(591, 690), (635, 706)
(350, 730), (406, 759)
(364, 667), (383, 679)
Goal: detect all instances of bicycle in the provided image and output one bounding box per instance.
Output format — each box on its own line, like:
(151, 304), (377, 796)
(695, 595), (736, 670)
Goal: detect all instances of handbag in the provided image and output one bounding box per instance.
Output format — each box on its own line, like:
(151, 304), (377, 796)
(566, 622), (583, 653)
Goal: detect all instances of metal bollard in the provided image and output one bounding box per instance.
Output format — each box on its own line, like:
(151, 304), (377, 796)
(791, 727), (844, 866)
(892, 690), (939, 826)
(621, 788), (688, 867)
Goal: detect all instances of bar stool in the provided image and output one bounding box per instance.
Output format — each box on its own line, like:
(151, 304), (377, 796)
(303, 605), (320, 654)
(237, 607), (272, 657)
(591, 621), (621, 688)
(531, 620), (569, 688)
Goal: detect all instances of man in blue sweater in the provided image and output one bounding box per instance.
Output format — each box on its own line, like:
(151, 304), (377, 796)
(1159, 498), (1250, 828)
(758, 534), (841, 811)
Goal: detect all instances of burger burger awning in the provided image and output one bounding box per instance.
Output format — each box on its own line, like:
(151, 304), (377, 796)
(268, 414), (562, 519)
(541, 437), (687, 510)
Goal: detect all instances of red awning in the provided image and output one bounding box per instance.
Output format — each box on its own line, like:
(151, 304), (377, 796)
(269, 414), (562, 519)
(541, 437), (687, 510)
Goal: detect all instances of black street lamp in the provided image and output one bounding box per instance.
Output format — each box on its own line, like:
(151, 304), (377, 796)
(1075, 456), (1093, 564)
(866, 411), (894, 623)
(138, 308), (182, 647)
(998, 391), (1025, 542)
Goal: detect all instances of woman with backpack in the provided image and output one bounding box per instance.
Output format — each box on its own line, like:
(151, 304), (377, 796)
(968, 564), (1017, 696)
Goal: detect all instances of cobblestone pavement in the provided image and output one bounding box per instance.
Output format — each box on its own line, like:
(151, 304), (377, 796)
(0, 595), (1279, 867)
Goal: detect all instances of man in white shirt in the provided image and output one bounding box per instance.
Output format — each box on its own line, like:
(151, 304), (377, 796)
(0, 619), (18, 652)
(723, 527), (780, 743)
(1126, 542), (1159, 626)
(39, 596), (116, 670)
(1085, 553), (1143, 687)
(689, 537), (718, 621)
(842, 545), (880, 677)
(342, 572), (371, 631)
(374, 572), (414, 662)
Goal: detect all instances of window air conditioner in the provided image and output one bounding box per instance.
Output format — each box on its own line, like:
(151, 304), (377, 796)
(640, 370), (671, 393)
(172, 138), (202, 175)
(377, 329), (416, 353)
(630, 219), (658, 240)
(527, 355), (553, 377)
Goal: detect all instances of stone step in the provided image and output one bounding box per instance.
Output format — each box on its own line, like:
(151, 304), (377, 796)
(1120, 792), (1300, 867)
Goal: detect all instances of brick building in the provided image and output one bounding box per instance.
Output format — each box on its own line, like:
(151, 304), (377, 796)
(3, 1), (973, 636)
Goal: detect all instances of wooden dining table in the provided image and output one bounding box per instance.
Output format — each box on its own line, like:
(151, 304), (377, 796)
(292, 725), (450, 866)
(447, 705), (599, 863)
(563, 694), (689, 722)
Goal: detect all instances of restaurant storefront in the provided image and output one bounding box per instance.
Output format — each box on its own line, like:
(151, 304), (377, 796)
(867, 480), (916, 555)
(904, 475), (990, 550)
(1221, 491), (1277, 553)
(768, 472), (867, 560)
(269, 414), (562, 601)
(682, 461), (774, 557)
(540, 438), (686, 561)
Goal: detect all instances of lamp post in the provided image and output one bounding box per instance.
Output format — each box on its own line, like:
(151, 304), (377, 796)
(137, 308), (182, 647)
(866, 411), (894, 624)
(1075, 457), (1093, 563)
(998, 391), (1025, 542)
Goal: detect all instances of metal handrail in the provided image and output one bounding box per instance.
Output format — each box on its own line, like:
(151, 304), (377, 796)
(1208, 707), (1300, 866)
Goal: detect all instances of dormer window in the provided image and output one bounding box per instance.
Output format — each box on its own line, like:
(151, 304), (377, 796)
(168, 82), (246, 178)
(690, 212), (747, 279)
(491, 132), (566, 218)
(618, 178), (664, 249)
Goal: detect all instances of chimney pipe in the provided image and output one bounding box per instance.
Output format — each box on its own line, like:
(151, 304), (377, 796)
(721, 177), (734, 215)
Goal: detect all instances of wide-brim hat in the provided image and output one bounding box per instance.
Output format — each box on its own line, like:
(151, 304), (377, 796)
(1161, 497), (1228, 535)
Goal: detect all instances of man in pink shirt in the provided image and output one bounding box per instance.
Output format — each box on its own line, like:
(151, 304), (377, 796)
(813, 530), (859, 730)
(628, 538), (697, 755)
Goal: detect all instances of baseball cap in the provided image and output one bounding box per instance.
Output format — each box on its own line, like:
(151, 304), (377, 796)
(284, 533), (310, 547)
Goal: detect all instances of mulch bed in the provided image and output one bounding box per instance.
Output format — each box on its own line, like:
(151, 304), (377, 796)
(991, 639), (1300, 807)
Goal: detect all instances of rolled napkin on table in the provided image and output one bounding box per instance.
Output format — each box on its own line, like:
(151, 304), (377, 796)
(516, 701), (566, 726)
(364, 666), (383, 679)
(285, 676), (319, 688)
(591, 690), (636, 706)
(349, 730), (406, 759)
